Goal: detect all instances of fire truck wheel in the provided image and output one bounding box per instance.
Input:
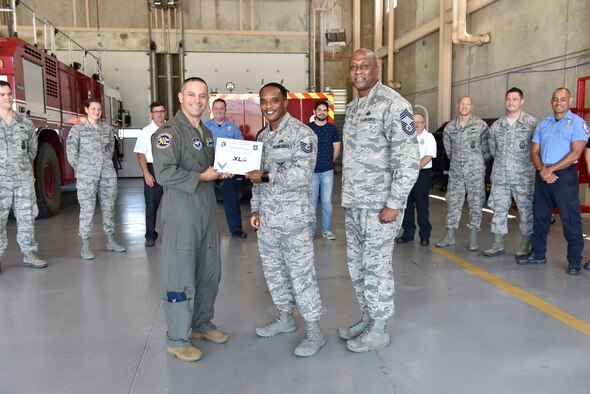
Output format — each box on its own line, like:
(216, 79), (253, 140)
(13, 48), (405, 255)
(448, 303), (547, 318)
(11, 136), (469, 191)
(35, 142), (62, 218)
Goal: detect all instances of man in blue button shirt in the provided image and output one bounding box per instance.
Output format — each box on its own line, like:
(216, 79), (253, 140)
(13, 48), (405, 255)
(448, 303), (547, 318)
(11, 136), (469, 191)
(308, 100), (341, 240)
(517, 88), (588, 275)
(204, 99), (247, 239)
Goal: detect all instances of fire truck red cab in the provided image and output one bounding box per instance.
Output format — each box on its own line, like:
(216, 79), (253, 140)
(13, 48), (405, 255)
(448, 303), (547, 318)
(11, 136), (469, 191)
(0, 37), (124, 217)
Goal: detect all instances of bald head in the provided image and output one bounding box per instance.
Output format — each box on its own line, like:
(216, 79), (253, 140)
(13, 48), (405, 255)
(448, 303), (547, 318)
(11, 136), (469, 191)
(457, 96), (473, 118)
(349, 48), (379, 97)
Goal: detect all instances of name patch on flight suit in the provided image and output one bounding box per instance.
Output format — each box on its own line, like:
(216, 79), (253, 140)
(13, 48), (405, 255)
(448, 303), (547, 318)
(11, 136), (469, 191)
(400, 109), (415, 135)
(206, 138), (214, 148)
(193, 137), (203, 150)
(156, 133), (172, 149)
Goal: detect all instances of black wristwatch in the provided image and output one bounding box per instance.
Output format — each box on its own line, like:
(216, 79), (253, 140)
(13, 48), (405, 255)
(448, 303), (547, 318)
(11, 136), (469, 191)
(261, 172), (270, 183)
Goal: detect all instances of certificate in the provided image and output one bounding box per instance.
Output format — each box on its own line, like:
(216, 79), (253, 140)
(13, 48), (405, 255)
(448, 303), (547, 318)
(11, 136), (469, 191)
(214, 138), (263, 175)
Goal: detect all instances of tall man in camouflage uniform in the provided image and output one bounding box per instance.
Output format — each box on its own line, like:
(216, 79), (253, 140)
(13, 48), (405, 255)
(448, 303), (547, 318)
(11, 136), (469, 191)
(484, 87), (537, 257)
(436, 96), (491, 251)
(339, 49), (419, 353)
(246, 82), (325, 357)
(67, 98), (126, 260)
(0, 80), (47, 273)
(152, 77), (231, 362)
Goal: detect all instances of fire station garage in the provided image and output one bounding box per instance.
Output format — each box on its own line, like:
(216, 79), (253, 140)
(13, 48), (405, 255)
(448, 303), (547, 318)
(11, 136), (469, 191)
(0, 0), (589, 393)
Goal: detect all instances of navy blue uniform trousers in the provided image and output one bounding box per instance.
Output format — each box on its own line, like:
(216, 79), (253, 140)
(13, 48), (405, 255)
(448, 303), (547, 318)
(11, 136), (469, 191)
(144, 163), (163, 240)
(401, 169), (432, 240)
(221, 177), (243, 234)
(532, 165), (583, 263)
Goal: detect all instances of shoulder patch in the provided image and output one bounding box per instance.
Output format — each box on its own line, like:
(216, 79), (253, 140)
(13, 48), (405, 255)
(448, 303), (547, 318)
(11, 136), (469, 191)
(584, 122), (588, 134)
(156, 133), (173, 149)
(400, 109), (415, 135)
(300, 141), (313, 153)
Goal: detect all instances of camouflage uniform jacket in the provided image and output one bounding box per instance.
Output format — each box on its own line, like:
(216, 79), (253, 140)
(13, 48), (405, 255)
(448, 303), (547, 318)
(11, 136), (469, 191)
(0, 112), (37, 182)
(67, 120), (117, 180)
(341, 81), (419, 210)
(489, 111), (538, 184)
(251, 112), (317, 228)
(443, 115), (491, 173)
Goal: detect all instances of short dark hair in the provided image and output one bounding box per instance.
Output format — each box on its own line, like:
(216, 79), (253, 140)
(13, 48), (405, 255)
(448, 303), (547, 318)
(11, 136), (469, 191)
(506, 87), (524, 99)
(0, 80), (11, 91)
(259, 82), (288, 99)
(84, 97), (101, 108)
(314, 100), (329, 110)
(212, 98), (227, 108)
(149, 101), (165, 112)
(181, 77), (208, 93)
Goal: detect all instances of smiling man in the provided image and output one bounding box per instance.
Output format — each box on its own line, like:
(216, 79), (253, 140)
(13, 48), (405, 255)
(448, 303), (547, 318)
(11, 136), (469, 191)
(339, 48), (419, 352)
(152, 77), (232, 362)
(517, 88), (588, 275)
(246, 82), (324, 357)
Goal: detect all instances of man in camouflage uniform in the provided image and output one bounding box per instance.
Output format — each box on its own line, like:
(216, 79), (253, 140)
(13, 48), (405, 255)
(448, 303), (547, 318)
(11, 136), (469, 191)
(152, 77), (231, 363)
(436, 96), (491, 251)
(484, 87), (537, 258)
(246, 82), (324, 357)
(67, 98), (126, 260)
(0, 81), (47, 273)
(339, 49), (419, 353)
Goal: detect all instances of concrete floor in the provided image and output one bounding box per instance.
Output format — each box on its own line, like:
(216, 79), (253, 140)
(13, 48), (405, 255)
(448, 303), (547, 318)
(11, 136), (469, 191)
(1, 177), (589, 394)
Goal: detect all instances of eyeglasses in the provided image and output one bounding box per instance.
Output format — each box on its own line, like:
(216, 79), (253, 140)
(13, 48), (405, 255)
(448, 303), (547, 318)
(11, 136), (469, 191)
(152, 110), (166, 114)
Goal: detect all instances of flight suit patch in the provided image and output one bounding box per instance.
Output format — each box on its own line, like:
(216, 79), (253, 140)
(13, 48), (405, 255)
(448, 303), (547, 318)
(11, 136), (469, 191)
(206, 138), (214, 148)
(156, 133), (172, 149)
(193, 137), (203, 150)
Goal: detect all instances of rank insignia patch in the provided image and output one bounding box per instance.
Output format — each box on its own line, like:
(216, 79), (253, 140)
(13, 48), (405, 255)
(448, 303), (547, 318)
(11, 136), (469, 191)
(300, 141), (313, 153)
(400, 109), (415, 135)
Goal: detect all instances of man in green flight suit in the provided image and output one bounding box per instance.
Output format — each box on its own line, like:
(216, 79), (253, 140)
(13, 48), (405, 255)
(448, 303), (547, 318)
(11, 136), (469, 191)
(152, 77), (232, 362)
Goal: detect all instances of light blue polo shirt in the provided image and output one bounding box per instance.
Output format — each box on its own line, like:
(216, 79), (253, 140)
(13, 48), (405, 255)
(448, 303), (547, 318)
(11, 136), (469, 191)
(532, 110), (588, 165)
(203, 119), (243, 148)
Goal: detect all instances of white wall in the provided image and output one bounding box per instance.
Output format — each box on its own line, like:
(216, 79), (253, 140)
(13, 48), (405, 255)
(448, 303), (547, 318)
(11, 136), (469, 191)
(185, 52), (308, 94)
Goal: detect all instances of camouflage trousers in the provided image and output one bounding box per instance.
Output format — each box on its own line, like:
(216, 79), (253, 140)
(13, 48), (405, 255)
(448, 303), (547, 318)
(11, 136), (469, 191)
(488, 181), (534, 236)
(76, 177), (118, 239)
(345, 207), (401, 320)
(0, 180), (38, 255)
(257, 223), (321, 321)
(445, 170), (485, 230)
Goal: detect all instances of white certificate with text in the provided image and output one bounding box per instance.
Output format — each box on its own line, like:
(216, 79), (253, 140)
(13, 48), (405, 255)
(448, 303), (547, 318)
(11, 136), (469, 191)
(214, 138), (263, 175)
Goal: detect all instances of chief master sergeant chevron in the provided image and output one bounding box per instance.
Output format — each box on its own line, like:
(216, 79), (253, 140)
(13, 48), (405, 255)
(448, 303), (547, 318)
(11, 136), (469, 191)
(339, 48), (419, 353)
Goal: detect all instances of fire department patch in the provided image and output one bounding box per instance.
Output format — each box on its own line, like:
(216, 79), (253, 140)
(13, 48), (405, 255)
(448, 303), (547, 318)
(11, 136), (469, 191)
(300, 141), (313, 153)
(584, 122), (588, 134)
(156, 133), (172, 149)
(400, 109), (415, 135)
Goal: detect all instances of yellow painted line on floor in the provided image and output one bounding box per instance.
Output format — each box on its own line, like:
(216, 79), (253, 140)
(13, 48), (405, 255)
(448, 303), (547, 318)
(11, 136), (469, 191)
(431, 247), (590, 337)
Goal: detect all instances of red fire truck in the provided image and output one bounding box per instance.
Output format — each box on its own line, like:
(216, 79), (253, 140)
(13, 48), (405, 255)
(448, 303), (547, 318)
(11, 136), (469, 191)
(0, 36), (125, 217)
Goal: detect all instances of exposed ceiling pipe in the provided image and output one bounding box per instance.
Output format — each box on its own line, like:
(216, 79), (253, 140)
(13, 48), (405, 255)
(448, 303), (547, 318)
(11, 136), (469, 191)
(452, 0), (490, 45)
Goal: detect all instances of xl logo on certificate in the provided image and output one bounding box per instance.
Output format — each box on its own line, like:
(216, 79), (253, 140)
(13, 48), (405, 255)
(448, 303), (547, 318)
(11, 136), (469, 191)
(214, 137), (263, 175)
